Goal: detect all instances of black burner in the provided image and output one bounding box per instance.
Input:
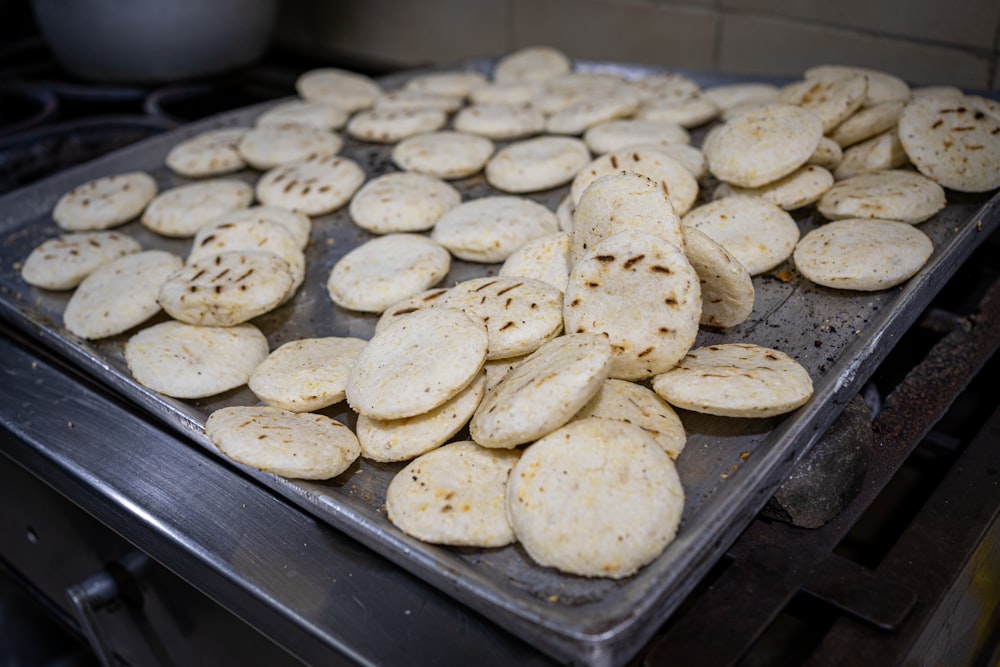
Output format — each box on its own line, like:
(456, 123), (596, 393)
(0, 82), (57, 137)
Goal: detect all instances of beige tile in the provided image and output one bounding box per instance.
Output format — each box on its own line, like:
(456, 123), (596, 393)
(718, 15), (993, 89)
(275, 0), (508, 69)
(720, 0), (1000, 50)
(510, 0), (718, 71)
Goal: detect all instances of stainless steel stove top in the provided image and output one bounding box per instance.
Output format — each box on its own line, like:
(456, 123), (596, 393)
(1, 47), (999, 666)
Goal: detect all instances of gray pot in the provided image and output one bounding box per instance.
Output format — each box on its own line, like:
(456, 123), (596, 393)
(31, 0), (278, 83)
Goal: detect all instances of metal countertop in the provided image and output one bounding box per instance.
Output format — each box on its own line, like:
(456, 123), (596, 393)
(0, 324), (555, 666)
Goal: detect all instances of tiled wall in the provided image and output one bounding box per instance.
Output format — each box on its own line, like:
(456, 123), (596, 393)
(276, 0), (1000, 91)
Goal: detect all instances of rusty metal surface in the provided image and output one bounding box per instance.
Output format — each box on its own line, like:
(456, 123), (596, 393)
(0, 58), (998, 666)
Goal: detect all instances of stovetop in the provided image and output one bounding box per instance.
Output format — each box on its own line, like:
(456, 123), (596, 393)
(1, 30), (999, 666)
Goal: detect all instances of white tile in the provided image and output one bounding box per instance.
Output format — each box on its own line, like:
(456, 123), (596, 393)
(718, 14), (993, 89)
(510, 0), (718, 71)
(719, 0), (1000, 50)
(275, 0), (509, 68)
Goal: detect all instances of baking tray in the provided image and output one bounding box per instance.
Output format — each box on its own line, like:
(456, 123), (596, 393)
(1, 59), (997, 666)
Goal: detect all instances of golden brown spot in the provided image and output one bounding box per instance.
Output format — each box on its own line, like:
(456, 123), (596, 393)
(623, 254), (645, 269)
(473, 279), (499, 292)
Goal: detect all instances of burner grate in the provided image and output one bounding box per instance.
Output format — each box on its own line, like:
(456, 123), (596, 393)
(640, 229), (1000, 666)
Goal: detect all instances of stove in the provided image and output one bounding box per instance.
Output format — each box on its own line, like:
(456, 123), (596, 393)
(0, 30), (999, 667)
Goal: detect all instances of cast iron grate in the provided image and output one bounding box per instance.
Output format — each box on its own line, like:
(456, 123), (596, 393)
(640, 230), (1000, 666)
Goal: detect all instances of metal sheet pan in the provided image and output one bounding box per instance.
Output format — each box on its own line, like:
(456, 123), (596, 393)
(1, 59), (997, 666)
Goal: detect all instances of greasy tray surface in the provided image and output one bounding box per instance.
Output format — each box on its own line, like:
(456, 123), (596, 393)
(1, 60), (997, 666)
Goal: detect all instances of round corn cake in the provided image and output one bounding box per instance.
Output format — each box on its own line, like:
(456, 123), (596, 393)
(651, 343), (813, 418)
(347, 108), (448, 143)
(187, 217), (306, 291)
(485, 136), (591, 193)
(431, 195), (558, 263)
(436, 276), (565, 360)
(204, 205), (311, 250)
(453, 103), (546, 140)
(21, 231), (141, 290)
(248, 336), (368, 412)
(402, 71), (488, 98)
(63, 250), (183, 340)
(391, 130), (495, 179)
(816, 169), (946, 224)
(573, 378), (687, 459)
(386, 440), (520, 547)
(255, 154), (365, 216)
(141, 179), (253, 238)
(506, 418), (684, 578)
(779, 71), (868, 133)
(470, 81), (544, 105)
(165, 128), (248, 178)
(124, 320), (268, 399)
(158, 250), (295, 326)
(493, 46), (571, 83)
(680, 225), (755, 329)
(897, 95), (1000, 193)
(357, 371), (487, 463)
(681, 196), (800, 275)
(828, 101), (905, 148)
(374, 90), (464, 113)
(583, 119), (690, 155)
(53, 171), (158, 231)
(834, 130), (909, 180)
(563, 230), (701, 380)
(714, 164), (834, 211)
(326, 233), (451, 314)
(345, 307), (488, 420)
(206, 405), (360, 480)
(255, 99), (348, 131)
(570, 171), (684, 265)
(469, 332), (613, 448)
(545, 93), (640, 136)
(498, 231), (571, 291)
(295, 67), (381, 112)
(237, 123), (343, 170)
(348, 171), (461, 234)
(636, 90), (718, 129)
(704, 103), (823, 188)
(793, 218), (934, 291)
(804, 65), (911, 106)
(570, 147), (698, 215)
